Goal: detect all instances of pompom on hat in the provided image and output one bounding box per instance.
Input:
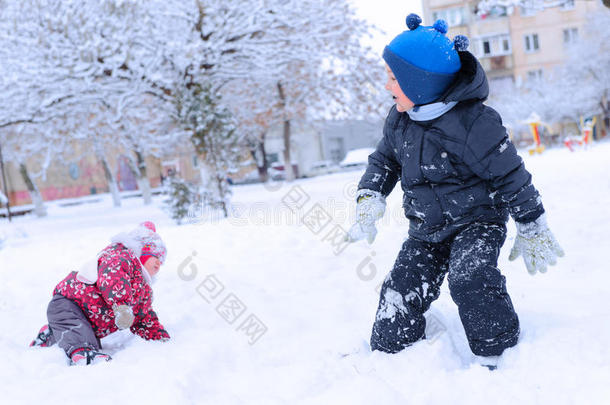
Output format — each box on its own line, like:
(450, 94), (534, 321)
(141, 221), (156, 232)
(383, 13), (469, 105)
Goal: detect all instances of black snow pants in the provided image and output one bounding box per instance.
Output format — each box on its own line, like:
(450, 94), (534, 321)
(370, 222), (520, 356)
(45, 294), (102, 357)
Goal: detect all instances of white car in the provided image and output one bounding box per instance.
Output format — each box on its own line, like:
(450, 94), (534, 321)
(339, 148), (375, 170)
(268, 162), (300, 180)
(304, 160), (340, 177)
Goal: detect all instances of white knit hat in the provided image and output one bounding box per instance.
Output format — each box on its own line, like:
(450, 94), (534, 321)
(111, 221), (167, 264)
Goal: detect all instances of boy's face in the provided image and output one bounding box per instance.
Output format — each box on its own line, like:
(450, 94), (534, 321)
(143, 256), (162, 277)
(385, 64), (414, 112)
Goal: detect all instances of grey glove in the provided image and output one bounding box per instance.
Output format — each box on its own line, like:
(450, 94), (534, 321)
(345, 190), (386, 244)
(113, 304), (135, 330)
(509, 214), (565, 275)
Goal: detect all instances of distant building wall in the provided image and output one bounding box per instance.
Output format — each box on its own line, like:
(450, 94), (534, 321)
(421, 0), (606, 144)
(508, 1), (600, 85)
(264, 119), (383, 176)
(3, 141), (167, 207)
(423, 0), (603, 85)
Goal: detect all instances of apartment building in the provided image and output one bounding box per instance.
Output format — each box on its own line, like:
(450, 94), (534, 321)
(422, 0), (603, 87)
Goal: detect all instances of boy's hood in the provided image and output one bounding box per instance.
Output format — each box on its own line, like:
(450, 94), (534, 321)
(440, 51), (489, 104)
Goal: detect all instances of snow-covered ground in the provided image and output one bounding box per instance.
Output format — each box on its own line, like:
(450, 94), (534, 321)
(1, 142), (609, 404)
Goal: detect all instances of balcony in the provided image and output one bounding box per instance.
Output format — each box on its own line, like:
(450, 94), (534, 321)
(480, 55), (515, 77)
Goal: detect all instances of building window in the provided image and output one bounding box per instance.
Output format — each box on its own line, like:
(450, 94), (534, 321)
(561, 0), (575, 11)
(490, 56), (507, 70)
(483, 40), (491, 55)
(489, 76), (514, 89)
(432, 7), (467, 26)
(68, 163), (80, 180)
(477, 5), (508, 19)
(192, 154), (199, 168)
(474, 34), (512, 58)
(524, 33), (540, 52)
(502, 38), (510, 52)
(520, 6), (537, 17)
(266, 153), (279, 165)
(527, 69), (543, 82)
(330, 149), (343, 163)
(563, 28), (578, 45)
(488, 5), (508, 17)
(327, 138), (344, 163)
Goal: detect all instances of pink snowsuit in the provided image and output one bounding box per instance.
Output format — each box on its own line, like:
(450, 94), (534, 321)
(53, 243), (170, 341)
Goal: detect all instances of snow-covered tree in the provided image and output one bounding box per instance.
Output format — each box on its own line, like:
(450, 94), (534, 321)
(0, 1), (185, 207)
(0, 1), (160, 127)
(69, 104), (124, 207)
(559, 9), (610, 134)
(0, 0), (386, 217)
(240, 109), (275, 183)
(163, 176), (197, 225)
(0, 141), (11, 221)
(0, 124), (68, 217)
(175, 84), (241, 217)
(152, 0), (289, 189)
(113, 96), (183, 205)
(487, 8), (610, 138)
(221, 0), (384, 181)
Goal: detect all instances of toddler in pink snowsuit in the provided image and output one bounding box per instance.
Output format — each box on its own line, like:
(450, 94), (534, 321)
(30, 221), (170, 365)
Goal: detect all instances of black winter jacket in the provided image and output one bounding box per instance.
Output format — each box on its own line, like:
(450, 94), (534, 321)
(358, 52), (544, 242)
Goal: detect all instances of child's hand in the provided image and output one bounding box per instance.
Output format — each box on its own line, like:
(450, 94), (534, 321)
(346, 221), (379, 244)
(113, 304), (135, 330)
(345, 190), (386, 244)
(509, 214), (565, 275)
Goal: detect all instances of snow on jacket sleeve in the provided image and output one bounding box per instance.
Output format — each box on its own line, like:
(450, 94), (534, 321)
(130, 310), (170, 341)
(462, 107), (544, 223)
(357, 108), (402, 197)
(97, 254), (135, 308)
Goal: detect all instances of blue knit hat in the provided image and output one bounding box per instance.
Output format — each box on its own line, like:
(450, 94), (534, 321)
(383, 14), (469, 106)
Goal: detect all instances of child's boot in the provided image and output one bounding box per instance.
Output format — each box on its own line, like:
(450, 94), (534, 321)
(473, 355), (499, 370)
(30, 324), (53, 347)
(70, 348), (112, 365)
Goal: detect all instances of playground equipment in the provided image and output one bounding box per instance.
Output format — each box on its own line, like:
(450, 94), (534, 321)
(523, 112), (552, 155)
(563, 116), (596, 152)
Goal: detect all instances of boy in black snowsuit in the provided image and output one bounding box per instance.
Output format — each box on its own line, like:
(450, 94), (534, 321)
(345, 14), (564, 365)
